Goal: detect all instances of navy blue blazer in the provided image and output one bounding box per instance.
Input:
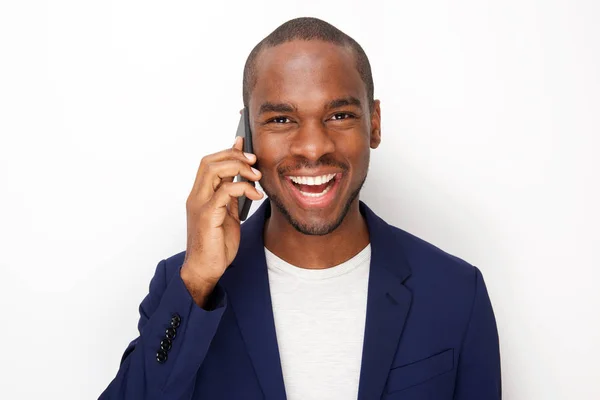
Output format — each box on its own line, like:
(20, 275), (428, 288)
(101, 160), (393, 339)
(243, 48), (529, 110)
(100, 201), (501, 399)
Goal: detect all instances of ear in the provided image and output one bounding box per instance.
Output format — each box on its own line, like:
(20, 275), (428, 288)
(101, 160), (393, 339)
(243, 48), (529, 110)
(369, 100), (381, 149)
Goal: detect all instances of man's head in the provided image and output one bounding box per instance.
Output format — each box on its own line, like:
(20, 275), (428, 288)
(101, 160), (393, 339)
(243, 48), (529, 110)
(243, 18), (375, 111)
(243, 17), (381, 235)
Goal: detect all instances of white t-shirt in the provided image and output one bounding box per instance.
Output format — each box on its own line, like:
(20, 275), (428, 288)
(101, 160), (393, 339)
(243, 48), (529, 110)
(265, 244), (371, 400)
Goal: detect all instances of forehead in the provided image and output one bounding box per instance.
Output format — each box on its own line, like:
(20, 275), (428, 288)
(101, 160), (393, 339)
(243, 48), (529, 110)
(249, 40), (366, 112)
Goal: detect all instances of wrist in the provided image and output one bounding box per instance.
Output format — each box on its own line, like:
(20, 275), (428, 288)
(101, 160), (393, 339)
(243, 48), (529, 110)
(180, 265), (217, 308)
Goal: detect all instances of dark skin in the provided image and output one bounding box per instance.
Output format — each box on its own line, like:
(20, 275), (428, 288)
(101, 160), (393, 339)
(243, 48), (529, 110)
(181, 39), (381, 307)
(249, 40), (381, 269)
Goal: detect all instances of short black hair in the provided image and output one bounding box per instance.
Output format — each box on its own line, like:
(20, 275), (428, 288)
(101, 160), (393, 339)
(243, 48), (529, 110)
(242, 17), (374, 110)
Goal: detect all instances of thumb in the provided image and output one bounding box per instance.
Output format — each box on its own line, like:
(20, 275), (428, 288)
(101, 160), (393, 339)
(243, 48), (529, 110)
(227, 196), (241, 223)
(233, 136), (244, 152)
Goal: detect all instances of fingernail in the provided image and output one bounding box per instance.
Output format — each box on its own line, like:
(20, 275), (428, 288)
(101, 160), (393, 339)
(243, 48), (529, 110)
(244, 152), (255, 160)
(251, 167), (260, 175)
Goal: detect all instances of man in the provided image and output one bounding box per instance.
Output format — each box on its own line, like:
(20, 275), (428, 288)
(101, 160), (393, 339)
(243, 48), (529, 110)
(100, 17), (501, 400)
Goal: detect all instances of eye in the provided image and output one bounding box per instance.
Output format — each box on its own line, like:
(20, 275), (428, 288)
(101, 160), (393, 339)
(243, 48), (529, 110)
(268, 116), (291, 124)
(330, 112), (354, 121)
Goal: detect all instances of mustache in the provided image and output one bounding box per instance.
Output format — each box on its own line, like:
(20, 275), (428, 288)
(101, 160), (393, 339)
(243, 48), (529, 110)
(276, 157), (349, 175)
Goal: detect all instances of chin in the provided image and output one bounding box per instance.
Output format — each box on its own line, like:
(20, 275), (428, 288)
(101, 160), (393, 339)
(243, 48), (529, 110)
(289, 213), (346, 236)
(266, 186), (362, 236)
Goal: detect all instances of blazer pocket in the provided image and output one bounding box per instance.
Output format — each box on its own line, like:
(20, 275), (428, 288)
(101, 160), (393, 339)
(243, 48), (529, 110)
(385, 348), (454, 393)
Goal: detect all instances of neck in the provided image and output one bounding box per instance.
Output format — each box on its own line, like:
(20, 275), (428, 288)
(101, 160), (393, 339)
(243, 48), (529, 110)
(263, 199), (370, 270)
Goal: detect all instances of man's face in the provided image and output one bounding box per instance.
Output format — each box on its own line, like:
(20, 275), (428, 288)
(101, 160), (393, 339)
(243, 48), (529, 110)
(249, 40), (381, 235)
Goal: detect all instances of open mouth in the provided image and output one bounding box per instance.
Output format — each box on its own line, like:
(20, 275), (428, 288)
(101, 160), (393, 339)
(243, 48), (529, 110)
(289, 173), (337, 197)
(283, 173), (343, 207)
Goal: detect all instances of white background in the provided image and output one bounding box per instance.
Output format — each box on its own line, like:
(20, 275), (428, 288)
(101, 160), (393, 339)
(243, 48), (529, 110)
(1, 0), (599, 399)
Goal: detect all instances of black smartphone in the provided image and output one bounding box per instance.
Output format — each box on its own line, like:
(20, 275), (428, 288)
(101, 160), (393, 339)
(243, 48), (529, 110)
(235, 108), (254, 221)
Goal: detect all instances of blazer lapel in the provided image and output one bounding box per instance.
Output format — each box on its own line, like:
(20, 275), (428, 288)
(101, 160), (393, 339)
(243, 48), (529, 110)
(220, 201), (413, 400)
(357, 202), (413, 400)
(220, 202), (287, 400)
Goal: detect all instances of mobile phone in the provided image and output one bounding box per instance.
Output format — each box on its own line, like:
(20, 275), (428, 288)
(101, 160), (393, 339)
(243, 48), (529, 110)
(235, 108), (254, 221)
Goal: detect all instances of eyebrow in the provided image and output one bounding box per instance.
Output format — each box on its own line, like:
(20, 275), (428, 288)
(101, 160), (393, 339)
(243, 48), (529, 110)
(326, 96), (362, 110)
(257, 96), (363, 115)
(258, 102), (297, 115)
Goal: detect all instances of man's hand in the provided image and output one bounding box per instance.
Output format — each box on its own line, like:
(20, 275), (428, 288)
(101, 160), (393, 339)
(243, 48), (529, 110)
(180, 137), (263, 307)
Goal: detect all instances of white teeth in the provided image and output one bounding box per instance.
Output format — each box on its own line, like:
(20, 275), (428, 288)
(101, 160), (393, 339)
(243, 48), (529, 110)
(299, 183), (334, 198)
(289, 173), (335, 186)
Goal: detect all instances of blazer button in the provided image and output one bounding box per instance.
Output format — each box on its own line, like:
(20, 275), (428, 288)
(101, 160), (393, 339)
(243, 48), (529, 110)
(171, 314), (181, 329)
(160, 338), (172, 352)
(156, 350), (168, 364)
(165, 327), (177, 340)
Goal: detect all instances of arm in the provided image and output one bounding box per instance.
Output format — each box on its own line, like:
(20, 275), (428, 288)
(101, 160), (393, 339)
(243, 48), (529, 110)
(99, 258), (226, 400)
(453, 267), (502, 399)
(99, 137), (261, 399)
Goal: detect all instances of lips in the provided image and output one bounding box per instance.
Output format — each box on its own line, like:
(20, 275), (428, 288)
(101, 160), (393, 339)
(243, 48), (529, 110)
(283, 173), (343, 208)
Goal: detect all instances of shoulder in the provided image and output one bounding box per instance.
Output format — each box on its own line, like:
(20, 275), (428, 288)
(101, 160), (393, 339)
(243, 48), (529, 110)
(377, 223), (487, 330)
(388, 224), (480, 295)
(396, 226), (474, 275)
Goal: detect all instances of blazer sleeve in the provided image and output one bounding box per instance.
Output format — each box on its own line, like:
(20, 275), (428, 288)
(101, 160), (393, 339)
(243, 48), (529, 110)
(99, 258), (227, 400)
(453, 267), (502, 399)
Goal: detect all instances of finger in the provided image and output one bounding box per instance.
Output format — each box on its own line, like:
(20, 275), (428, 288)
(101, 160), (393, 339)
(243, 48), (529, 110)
(226, 195), (240, 222)
(195, 159), (261, 201)
(210, 181), (264, 211)
(190, 141), (256, 200)
(233, 135), (243, 151)
(211, 159), (261, 189)
(221, 136), (246, 185)
(207, 137), (252, 164)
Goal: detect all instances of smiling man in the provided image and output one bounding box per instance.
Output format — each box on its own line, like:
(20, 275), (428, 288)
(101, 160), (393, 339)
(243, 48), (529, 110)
(100, 17), (501, 400)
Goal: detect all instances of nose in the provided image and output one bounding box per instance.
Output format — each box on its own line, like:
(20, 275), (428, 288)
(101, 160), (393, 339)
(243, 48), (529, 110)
(288, 120), (335, 162)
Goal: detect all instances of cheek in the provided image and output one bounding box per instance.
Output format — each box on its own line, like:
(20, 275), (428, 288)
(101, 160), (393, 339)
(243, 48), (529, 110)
(336, 133), (370, 161)
(253, 134), (285, 172)
(338, 139), (370, 182)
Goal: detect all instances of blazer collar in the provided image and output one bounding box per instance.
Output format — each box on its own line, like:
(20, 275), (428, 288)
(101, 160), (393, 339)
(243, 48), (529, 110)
(221, 200), (413, 400)
(355, 202), (413, 399)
